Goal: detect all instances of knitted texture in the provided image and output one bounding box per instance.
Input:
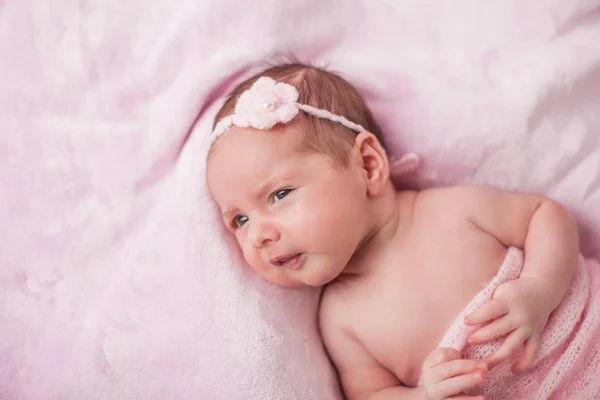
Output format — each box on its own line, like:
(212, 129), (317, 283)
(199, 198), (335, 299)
(438, 248), (600, 399)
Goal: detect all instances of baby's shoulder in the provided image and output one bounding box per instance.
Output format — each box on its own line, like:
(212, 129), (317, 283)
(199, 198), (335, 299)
(412, 184), (503, 215)
(414, 184), (514, 215)
(320, 284), (349, 318)
(319, 284), (359, 332)
(417, 183), (498, 201)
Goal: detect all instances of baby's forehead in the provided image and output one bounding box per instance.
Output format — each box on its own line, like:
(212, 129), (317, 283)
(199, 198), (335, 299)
(207, 134), (323, 209)
(209, 124), (305, 162)
(209, 128), (310, 180)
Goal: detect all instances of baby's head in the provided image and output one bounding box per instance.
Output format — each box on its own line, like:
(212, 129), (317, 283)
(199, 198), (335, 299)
(207, 63), (394, 288)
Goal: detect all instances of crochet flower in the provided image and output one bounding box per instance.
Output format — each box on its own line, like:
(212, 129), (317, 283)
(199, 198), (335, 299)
(232, 77), (300, 130)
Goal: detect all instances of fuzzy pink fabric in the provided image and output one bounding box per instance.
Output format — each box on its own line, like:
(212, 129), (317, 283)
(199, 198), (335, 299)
(1, 0), (599, 399)
(439, 248), (600, 399)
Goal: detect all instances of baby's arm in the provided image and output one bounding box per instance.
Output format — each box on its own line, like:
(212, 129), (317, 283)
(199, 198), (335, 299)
(460, 185), (578, 306)
(319, 292), (483, 400)
(450, 185), (579, 368)
(453, 185), (578, 310)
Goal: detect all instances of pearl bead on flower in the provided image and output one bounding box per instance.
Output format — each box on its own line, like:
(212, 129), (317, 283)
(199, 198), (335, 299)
(263, 100), (275, 111)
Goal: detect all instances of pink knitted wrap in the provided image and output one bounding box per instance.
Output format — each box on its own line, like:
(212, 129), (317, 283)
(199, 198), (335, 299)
(438, 248), (600, 399)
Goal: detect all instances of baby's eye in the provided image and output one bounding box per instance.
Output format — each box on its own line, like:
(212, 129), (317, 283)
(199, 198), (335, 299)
(272, 189), (292, 202)
(233, 215), (249, 228)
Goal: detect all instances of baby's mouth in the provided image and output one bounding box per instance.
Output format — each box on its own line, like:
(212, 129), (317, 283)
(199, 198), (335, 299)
(271, 253), (303, 269)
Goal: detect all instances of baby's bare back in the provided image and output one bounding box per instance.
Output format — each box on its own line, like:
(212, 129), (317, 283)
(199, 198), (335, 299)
(322, 187), (509, 388)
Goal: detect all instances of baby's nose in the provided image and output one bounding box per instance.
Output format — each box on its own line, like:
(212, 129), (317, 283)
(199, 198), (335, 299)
(250, 221), (280, 248)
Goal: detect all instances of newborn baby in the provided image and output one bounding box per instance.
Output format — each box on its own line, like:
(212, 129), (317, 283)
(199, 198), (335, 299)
(206, 63), (600, 400)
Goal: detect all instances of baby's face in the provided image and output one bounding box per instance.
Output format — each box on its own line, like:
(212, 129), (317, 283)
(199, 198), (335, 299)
(207, 125), (370, 288)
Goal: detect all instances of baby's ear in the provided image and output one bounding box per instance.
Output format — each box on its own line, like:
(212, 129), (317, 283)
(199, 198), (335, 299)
(354, 132), (389, 196)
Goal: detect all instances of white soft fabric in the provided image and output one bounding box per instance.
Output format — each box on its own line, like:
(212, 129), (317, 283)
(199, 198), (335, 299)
(1, 0), (599, 399)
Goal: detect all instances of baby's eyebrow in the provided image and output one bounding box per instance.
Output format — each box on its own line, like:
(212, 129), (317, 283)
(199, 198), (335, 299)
(254, 172), (296, 199)
(255, 179), (277, 200)
(221, 209), (236, 218)
(218, 172), (297, 218)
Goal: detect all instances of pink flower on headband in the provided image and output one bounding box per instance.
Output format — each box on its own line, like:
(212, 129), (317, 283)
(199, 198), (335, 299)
(232, 77), (300, 130)
(210, 76), (367, 140)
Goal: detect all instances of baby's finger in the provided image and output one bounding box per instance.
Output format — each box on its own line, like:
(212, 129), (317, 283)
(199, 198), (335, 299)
(485, 329), (528, 367)
(465, 299), (508, 326)
(434, 370), (486, 398)
(512, 336), (540, 374)
(424, 348), (462, 368)
(431, 359), (487, 382)
(468, 316), (517, 345)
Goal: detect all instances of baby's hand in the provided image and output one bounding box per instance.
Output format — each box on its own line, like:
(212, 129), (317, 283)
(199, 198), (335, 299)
(465, 277), (552, 373)
(421, 348), (487, 400)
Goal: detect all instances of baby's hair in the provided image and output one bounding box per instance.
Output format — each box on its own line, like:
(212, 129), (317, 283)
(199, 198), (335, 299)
(212, 62), (386, 166)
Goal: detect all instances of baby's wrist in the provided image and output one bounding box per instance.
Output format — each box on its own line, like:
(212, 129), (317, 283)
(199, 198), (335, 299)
(521, 275), (564, 312)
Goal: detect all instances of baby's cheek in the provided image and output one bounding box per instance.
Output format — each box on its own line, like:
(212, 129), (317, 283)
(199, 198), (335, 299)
(317, 201), (357, 230)
(252, 261), (296, 287)
(242, 248), (273, 274)
(300, 193), (341, 224)
(238, 244), (258, 267)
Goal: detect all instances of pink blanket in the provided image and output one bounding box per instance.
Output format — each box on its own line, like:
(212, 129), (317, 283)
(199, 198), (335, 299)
(1, 0), (600, 399)
(439, 248), (600, 399)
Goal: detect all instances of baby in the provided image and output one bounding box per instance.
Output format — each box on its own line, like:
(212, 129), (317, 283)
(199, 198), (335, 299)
(206, 63), (600, 399)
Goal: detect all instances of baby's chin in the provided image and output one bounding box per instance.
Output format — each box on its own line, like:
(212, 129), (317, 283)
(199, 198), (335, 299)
(293, 265), (344, 288)
(259, 261), (343, 288)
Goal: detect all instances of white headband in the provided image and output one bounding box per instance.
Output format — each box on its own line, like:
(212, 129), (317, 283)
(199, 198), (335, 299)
(210, 77), (366, 141)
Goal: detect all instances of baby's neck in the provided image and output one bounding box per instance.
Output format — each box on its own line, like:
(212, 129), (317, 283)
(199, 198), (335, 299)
(340, 186), (416, 280)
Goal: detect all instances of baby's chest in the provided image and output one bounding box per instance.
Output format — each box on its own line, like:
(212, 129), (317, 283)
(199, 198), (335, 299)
(352, 292), (452, 387)
(351, 251), (503, 386)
